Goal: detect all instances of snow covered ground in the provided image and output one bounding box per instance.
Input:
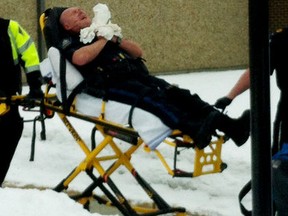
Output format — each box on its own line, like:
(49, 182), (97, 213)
(1, 69), (279, 216)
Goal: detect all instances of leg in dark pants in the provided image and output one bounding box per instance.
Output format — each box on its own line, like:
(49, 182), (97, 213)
(105, 80), (250, 148)
(0, 106), (23, 186)
(106, 80), (214, 124)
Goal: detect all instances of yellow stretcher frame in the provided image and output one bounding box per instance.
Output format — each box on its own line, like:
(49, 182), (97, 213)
(38, 9), (227, 179)
(0, 78), (228, 216)
(42, 86), (189, 216)
(0, 89), (189, 215)
(0, 9), (227, 215)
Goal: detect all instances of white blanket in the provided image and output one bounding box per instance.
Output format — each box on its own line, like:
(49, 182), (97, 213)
(40, 47), (172, 149)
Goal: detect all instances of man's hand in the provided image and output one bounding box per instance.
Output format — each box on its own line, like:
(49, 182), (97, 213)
(23, 88), (44, 109)
(27, 88), (44, 99)
(107, 23), (122, 38)
(24, 70), (44, 108)
(214, 96), (232, 110)
(97, 25), (114, 40)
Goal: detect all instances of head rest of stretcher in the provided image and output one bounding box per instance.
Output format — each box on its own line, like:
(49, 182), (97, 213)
(41, 47), (84, 102)
(42, 7), (68, 49)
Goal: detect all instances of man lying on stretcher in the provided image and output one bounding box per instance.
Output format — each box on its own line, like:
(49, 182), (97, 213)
(54, 5), (250, 150)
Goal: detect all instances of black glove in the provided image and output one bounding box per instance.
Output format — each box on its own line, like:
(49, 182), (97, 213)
(27, 88), (44, 99)
(24, 71), (44, 108)
(23, 88), (44, 109)
(26, 70), (43, 89)
(214, 96), (232, 110)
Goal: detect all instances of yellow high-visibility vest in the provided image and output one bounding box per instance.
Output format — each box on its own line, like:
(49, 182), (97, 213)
(8, 20), (40, 74)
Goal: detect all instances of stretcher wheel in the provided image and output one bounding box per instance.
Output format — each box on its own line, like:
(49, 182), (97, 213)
(83, 200), (90, 211)
(220, 162), (228, 172)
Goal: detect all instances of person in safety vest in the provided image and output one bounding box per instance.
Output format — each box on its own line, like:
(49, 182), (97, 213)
(0, 17), (43, 186)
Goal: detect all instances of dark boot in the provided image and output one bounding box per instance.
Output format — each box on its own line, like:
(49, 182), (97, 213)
(217, 110), (251, 147)
(193, 110), (220, 149)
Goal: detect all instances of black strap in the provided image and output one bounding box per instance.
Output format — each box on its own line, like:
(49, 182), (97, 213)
(59, 54), (69, 114)
(238, 180), (252, 216)
(128, 88), (152, 128)
(66, 81), (86, 109)
(59, 54), (86, 115)
(128, 105), (135, 128)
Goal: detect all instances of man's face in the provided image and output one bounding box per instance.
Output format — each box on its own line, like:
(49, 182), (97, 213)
(60, 7), (91, 33)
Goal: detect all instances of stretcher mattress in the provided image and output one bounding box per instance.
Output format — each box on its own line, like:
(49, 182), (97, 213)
(40, 47), (172, 149)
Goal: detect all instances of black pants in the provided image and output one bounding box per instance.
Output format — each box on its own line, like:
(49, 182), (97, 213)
(102, 75), (215, 138)
(86, 61), (217, 138)
(0, 105), (23, 186)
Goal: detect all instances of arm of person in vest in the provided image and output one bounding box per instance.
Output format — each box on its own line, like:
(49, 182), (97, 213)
(9, 20), (43, 99)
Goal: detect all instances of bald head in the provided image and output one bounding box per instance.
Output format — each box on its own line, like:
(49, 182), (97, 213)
(60, 7), (92, 33)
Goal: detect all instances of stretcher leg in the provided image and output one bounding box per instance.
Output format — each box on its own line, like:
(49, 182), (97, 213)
(144, 132), (228, 178)
(1, 93), (226, 216)
(50, 110), (187, 216)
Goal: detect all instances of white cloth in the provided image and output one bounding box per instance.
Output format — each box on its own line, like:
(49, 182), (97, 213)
(79, 24), (97, 44)
(76, 94), (172, 149)
(92, 3), (111, 26)
(80, 3), (122, 43)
